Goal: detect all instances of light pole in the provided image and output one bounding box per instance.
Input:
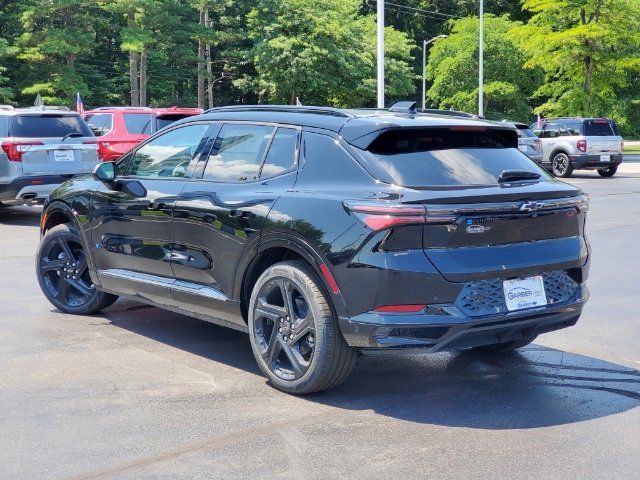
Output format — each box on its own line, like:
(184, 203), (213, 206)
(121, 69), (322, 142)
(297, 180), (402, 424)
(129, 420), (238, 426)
(377, 0), (385, 108)
(422, 35), (447, 110)
(478, 0), (484, 117)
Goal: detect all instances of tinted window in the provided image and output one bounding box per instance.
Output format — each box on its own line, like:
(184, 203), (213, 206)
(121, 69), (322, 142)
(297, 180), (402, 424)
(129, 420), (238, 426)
(156, 115), (190, 131)
(11, 114), (92, 138)
(85, 113), (113, 136)
(583, 119), (618, 136)
(260, 127), (298, 178)
(125, 123), (209, 178)
(124, 113), (153, 134)
(364, 127), (546, 187)
(0, 116), (8, 137)
(516, 127), (536, 138)
(203, 124), (274, 182)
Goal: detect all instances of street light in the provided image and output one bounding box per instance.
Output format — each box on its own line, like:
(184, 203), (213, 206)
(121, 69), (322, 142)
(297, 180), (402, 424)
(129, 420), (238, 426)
(377, 0), (385, 108)
(422, 35), (447, 110)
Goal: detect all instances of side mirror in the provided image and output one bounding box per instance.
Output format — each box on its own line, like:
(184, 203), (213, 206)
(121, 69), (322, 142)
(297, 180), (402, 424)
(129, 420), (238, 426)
(92, 161), (116, 182)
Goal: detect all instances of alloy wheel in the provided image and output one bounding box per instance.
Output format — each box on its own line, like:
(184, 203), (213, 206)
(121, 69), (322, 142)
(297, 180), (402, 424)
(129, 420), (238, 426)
(252, 277), (316, 381)
(39, 235), (94, 307)
(552, 154), (570, 176)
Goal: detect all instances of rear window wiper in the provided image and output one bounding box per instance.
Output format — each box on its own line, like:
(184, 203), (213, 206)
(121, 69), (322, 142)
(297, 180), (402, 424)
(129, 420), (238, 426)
(61, 132), (83, 142)
(498, 170), (541, 183)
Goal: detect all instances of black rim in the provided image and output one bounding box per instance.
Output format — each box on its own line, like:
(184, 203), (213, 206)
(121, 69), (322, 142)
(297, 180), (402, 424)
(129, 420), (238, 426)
(253, 277), (316, 381)
(39, 234), (95, 307)
(554, 155), (568, 175)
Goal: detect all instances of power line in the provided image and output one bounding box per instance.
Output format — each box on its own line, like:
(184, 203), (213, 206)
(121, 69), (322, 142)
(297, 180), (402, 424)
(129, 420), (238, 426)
(367, 0), (462, 20)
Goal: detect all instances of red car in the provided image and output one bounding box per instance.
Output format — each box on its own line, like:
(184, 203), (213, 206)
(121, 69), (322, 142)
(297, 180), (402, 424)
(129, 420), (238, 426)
(84, 106), (203, 161)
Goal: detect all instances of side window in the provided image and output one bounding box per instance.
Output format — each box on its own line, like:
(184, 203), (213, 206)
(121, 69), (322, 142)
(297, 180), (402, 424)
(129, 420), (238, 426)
(124, 123), (209, 178)
(260, 127), (298, 179)
(543, 123), (559, 138)
(203, 124), (274, 182)
(85, 113), (112, 136)
(124, 113), (153, 135)
(300, 132), (367, 184)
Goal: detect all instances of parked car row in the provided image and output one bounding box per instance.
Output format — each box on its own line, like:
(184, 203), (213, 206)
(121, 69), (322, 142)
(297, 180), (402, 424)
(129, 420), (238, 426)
(0, 105), (202, 206)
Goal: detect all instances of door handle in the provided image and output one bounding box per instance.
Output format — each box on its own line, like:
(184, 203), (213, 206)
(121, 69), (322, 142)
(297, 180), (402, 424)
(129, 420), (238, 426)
(230, 209), (254, 219)
(148, 201), (165, 211)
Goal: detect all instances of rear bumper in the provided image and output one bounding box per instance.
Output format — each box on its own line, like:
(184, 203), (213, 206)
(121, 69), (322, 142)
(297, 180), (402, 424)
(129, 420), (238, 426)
(568, 153), (623, 169)
(339, 284), (588, 350)
(0, 175), (69, 203)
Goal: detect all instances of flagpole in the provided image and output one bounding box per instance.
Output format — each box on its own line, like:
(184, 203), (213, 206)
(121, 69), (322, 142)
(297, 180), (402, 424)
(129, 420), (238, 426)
(376, 0), (385, 109)
(478, 0), (484, 117)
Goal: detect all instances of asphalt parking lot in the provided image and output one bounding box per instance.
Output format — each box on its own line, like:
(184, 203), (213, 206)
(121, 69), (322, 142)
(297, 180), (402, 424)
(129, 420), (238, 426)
(1, 166), (639, 479)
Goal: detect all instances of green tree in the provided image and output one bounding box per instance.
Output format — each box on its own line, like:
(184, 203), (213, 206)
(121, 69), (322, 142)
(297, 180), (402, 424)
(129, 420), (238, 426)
(245, 0), (414, 106)
(516, 0), (640, 124)
(426, 15), (539, 120)
(16, 0), (101, 104)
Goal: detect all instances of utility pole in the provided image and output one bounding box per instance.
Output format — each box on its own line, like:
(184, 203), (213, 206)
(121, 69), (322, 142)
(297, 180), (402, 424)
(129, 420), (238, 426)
(478, 0), (484, 117)
(377, 0), (384, 109)
(422, 35), (447, 111)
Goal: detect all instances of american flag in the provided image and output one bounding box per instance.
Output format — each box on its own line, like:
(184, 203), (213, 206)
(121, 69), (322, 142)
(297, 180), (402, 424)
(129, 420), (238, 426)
(76, 92), (85, 116)
(536, 113), (543, 129)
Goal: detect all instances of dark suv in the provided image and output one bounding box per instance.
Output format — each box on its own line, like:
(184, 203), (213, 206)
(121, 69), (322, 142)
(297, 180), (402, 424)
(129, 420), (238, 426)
(36, 103), (590, 394)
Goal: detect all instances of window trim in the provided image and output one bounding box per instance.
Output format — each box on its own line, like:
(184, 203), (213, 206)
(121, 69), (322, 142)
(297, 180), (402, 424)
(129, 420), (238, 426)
(118, 120), (215, 180)
(197, 121), (302, 184)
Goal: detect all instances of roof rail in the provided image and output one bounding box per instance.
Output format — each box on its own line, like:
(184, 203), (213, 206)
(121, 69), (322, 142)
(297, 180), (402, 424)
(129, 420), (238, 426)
(204, 105), (354, 118)
(418, 108), (477, 118)
(20, 105), (71, 112)
(92, 106), (153, 111)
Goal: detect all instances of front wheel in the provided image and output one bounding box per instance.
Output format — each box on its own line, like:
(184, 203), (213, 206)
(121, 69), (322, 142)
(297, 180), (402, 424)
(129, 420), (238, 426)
(248, 260), (356, 394)
(598, 165), (618, 177)
(551, 152), (573, 177)
(36, 223), (118, 314)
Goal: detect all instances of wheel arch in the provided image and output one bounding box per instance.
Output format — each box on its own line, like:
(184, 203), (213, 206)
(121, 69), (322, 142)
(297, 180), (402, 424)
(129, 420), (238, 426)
(236, 232), (349, 323)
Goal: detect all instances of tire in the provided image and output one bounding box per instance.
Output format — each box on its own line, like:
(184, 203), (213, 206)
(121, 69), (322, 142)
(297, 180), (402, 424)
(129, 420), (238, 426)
(248, 260), (356, 394)
(598, 165), (618, 177)
(36, 223), (118, 314)
(551, 152), (573, 177)
(472, 334), (538, 354)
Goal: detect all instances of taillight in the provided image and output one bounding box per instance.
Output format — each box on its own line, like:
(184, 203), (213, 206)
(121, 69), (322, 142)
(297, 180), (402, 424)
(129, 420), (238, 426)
(1, 141), (44, 161)
(577, 139), (587, 153)
(344, 201), (457, 231)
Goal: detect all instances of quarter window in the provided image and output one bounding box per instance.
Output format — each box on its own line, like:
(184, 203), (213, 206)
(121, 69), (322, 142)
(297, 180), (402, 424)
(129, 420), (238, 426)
(203, 124), (274, 182)
(125, 123), (209, 178)
(260, 127), (298, 178)
(124, 113), (153, 134)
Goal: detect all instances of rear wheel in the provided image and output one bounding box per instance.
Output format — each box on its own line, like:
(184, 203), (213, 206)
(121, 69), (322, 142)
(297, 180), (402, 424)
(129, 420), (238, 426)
(36, 223), (118, 314)
(472, 334), (538, 354)
(248, 260), (356, 394)
(597, 165), (618, 177)
(551, 152), (573, 177)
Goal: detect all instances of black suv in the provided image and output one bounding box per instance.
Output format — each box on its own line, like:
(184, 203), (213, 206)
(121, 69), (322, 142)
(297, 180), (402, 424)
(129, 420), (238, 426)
(36, 103), (590, 394)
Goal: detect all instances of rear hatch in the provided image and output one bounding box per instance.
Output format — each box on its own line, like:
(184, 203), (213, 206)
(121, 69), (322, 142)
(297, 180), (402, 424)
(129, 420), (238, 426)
(582, 119), (623, 155)
(358, 126), (588, 282)
(9, 113), (98, 176)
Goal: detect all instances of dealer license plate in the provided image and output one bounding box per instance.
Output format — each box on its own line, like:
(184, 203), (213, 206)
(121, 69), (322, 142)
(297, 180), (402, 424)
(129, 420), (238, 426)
(53, 149), (75, 162)
(503, 276), (547, 311)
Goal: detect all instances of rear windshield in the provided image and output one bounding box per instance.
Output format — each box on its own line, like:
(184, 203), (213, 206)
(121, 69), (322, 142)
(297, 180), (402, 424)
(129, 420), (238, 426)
(11, 114), (92, 138)
(156, 115), (190, 131)
(365, 127), (547, 187)
(583, 119), (619, 136)
(123, 113), (153, 134)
